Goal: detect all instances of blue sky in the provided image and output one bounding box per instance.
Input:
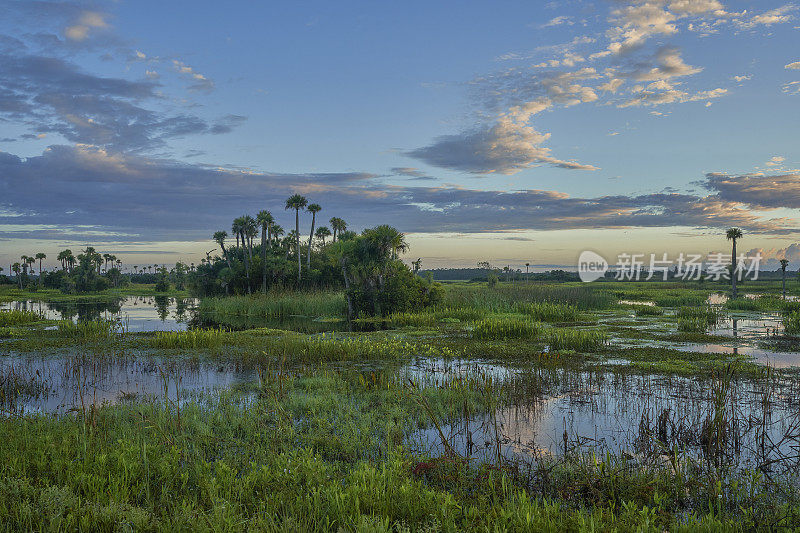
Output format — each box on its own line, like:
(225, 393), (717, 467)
(1, 0), (799, 270)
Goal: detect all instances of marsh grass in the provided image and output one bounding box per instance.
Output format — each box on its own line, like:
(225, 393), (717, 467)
(0, 309), (43, 326)
(634, 305), (664, 316)
(472, 318), (541, 340)
(545, 329), (608, 352)
(514, 302), (580, 322)
(445, 285), (613, 311)
(56, 319), (119, 340)
(153, 329), (224, 349)
(198, 291), (347, 320)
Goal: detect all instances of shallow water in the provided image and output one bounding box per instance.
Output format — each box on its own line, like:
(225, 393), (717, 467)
(407, 364), (800, 473)
(0, 353), (255, 415)
(1, 296), (197, 332)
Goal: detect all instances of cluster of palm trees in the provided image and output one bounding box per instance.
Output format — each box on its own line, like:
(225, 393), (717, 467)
(212, 194), (348, 289)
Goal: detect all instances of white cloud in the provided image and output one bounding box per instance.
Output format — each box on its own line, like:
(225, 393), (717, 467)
(786, 61), (800, 70)
(64, 10), (109, 41)
(541, 15), (574, 28)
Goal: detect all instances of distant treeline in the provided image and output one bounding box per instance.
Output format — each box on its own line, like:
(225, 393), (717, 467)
(419, 268), (579, 282)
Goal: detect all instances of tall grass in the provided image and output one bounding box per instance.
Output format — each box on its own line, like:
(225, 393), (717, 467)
(198, 291), (347, 320)
(0, 309), (43, 326)
(634, 305), (664, 316)
(514, 302), (580, 322)
(56, 319), (118, 340)
(783, 312), (800, 335)
(152, 329), (224, 349)
(472, 318), (541, 340)
(545, 329), (608, 352)
(444, 285), (613, 311)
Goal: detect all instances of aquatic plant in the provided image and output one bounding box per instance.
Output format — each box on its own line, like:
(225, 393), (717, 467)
(0, 309), (43, 327)
(634, 305), (664, 316)
(152, 329), (225, 349)
(56, 319), (119, 339)
(514, 302), (580, 322)
(545, 329), (608, 352)
(472, 318), (541, 340)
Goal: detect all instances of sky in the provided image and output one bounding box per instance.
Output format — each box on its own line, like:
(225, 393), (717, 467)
(1, 0), (799, 271)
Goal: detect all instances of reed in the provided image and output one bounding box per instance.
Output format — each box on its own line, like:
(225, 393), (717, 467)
(545, 329), (608, 352)
(198, 291), (347, 320)
(56, 319), (118, 339)
(514, 302), (580, 322)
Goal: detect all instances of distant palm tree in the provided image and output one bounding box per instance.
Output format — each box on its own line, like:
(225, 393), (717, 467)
(231, 217), (245, 249)
(271, 224), (285, 242)
(306, 203), (321, 270)
(525, 262), (530, 282)
(726, 228), (743, 297)
(257, 210), (274, 293)
(213, 230), (231, 268)
(285, 194), (308, 281)
(20, 255), (29, 276)
(781, 258), (790, 299)
(35, 253), (46, 280)
(11, 262), (22, 289)
(25, 256), (35, 276)
(330, 217), (347, 243)
(315, 226), (331, 246)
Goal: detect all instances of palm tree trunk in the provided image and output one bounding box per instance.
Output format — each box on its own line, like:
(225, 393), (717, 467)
(307, 212), (316, 270)
(341, 263), (353, 320)
(295, 209), (301, 282)
(731, 239), (737, 298)
(261, 226), (268, 294)
(783, 270), (787, 299)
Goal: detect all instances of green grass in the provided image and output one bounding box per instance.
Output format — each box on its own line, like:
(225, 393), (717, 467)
(198, 291), (347, 321)
(472, 318), (541, 340)
(152, 329), (224, 349)
(545, 329), (608, 352)
(0, 309), (43, 326)
(56, 319), (119, 340)
(514, 302), (580, 322)
(633, 305), (664, 316)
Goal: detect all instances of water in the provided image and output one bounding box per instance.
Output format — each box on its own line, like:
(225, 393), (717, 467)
(0, 353), (255, 415)
(407, 364), (800, 474)
(1, 296), (197, 332)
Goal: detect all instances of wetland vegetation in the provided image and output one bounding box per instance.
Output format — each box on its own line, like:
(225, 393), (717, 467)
(4, 271), (800, 531)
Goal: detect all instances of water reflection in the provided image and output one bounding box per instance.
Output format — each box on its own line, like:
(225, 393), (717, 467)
(0, 296), (197, 332)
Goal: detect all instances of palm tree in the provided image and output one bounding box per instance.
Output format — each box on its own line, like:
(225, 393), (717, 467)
(525, 262), (530, 282)
(11, 262), (22, 289)
(271, 224), (285, 243)
(315, 226), (331, 246)
(213, 231), (232, 268)
(285, 194), (308, 281)
(257, 210), (274, 293)
(25, 256), (35, 276)
(231, 217), (245, 249)
(20, 255), (29, 276)
(330, 217), (346, 243)
(726, 228), (743, 297)
(306, 203), (321, 270)
(781, 259), (790, 299)
(35, 253), (46, 279)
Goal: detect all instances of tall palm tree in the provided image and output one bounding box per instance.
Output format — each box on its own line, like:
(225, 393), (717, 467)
(726, 228), (743, 298)
(525, 262), (530, 283)
(271, 224), (285, 243)
(285, 194), (308, 281)
(315, 226), (331, 246)
(11, 262), (22, 289)
(781, 258), (790, 299)
(213, 231), (231, 268)
(257, 210), (274, 293)
(35, 253), (46, 279)
(306, 203), (321, 270)
(231, 217), (244, 250)
(20, 255), (29, 276)
(330, 217), (346, 243)
(25, 256), (35, 276)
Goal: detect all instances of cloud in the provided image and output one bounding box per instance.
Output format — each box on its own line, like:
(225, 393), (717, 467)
(540, 16), (573, 28)
(0, 52), (239, 151)
(171, 59), (215, 92)
(786, 62), (800, 70)
(735, 5), (796, 29)
(391, 167), (435, 180)
(784, 81), (800, 95)
(407, 99), (598, 174)
(703, 172), (800, 209)
(64, 10), (109, 42)
(0, 145), (795, 243)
